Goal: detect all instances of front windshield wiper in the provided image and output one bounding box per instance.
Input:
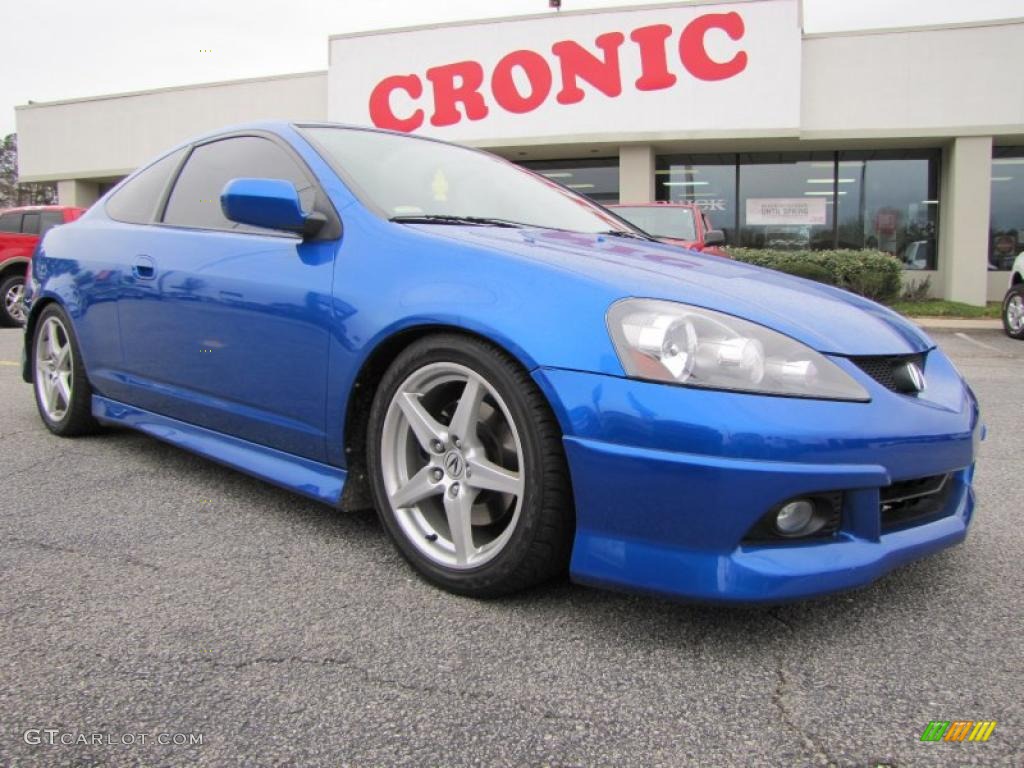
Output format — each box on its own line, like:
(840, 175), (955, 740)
(596, 229), (657, 241)
(389, 214), (527, 228)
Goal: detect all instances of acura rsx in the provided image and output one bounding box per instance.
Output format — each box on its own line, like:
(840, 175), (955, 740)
(22, 122), (981, 602)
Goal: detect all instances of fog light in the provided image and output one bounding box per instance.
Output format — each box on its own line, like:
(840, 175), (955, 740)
(774, 499), (815, 535)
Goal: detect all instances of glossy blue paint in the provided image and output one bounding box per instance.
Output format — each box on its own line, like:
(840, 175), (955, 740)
(221, 177), (311, 233)
(22, 121), (981, 602)
(92, 395), (346, 505)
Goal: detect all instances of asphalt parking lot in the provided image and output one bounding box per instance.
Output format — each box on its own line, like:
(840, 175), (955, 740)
(0, 326), (1021, 767)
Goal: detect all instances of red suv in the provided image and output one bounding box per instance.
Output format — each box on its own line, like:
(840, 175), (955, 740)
(610, 202), (729, 257)
(0, 205), (85, 325)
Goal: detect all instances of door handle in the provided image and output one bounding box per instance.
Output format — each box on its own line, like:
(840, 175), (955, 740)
(132, 255), (156, 280)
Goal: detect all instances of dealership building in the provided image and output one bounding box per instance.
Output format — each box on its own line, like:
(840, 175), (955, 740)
(14, 0), (1024, 305)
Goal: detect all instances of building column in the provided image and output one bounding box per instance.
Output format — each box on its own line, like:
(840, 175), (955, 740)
(618, 145), (655, 203)
(56, 180), (100, 208)
(939, 136), (992, 306)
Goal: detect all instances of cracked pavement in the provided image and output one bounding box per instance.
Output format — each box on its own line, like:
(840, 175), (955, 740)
(0, 327), (1021, 767)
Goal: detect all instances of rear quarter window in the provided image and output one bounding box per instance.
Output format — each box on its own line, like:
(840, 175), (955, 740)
(0, 212), (20, 232)
(106, 148), (187, 224)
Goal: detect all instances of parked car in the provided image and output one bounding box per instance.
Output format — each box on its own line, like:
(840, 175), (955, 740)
(0, 205), (85, 326)
(22, 123), (980, 602)
(1002, 252), (1024, 339)
(609, 201), (729, 256)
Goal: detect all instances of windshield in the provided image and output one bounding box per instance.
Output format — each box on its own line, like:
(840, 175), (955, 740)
(301, 126), (635, 234)
(613, 206), (697, 241)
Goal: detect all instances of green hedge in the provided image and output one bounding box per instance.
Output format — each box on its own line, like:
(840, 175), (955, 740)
(726, 248), (903, 303)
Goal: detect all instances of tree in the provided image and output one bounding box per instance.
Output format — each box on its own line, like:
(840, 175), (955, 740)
(0, 134), (57, 208)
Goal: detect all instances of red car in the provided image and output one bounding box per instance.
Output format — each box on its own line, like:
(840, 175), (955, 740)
(610, 201), (729, 256)
(0, 205), (85, 325)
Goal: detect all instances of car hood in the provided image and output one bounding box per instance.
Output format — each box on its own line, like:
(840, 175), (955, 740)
(418, 225), (932, 356)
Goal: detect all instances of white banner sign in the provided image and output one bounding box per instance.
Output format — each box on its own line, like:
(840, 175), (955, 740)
(327, 0), (801, 144)
(745, 197), (827, 226)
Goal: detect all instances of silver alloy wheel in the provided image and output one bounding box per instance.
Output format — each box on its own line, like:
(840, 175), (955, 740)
(1007, 294), (1024, 333)
(380, 362), (525, 569)
(35, 316), (74, 422)
(4, 281), (25, 324)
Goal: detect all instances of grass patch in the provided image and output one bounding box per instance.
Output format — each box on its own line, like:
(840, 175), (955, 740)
(887, 300), (1001, 318)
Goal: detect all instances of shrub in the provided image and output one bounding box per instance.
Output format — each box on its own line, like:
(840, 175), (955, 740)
(726, 247), (903, 303)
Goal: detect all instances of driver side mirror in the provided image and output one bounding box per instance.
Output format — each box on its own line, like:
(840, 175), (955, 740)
(704, 229), (726, 247)
(221, 178), (325, 237)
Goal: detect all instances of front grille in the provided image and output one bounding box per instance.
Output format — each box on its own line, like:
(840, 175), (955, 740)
(880, 473), (953, 531)
(850, 353), (925, 393)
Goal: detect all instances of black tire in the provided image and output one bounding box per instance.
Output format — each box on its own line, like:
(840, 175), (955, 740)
(367, 334), (574, 597)
(1003, 285), (1024, 340)
(0, 274), (26, 327)
(31, 304), (100, 436)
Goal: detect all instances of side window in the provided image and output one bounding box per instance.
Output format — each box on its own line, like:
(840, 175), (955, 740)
(106, 148), (186, 224)
(0, 213), (21, 233)
(22, 213), (41, 235)
(162, 136), (316, 233)
(40, 211), (65, 235)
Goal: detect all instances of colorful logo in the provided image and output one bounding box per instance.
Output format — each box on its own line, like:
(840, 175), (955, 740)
(920, 721), (997, 742)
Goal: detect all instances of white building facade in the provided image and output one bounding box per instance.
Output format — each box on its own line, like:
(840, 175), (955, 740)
(15, 0), (1024, 305)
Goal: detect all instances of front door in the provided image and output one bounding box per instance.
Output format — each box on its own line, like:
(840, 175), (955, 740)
(115, 135), (339, 461)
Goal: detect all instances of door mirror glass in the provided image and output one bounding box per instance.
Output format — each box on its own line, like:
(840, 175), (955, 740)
(704, 229), (726, 246)
(221, 178), (324, 237)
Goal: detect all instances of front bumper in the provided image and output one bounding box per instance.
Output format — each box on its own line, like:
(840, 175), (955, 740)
(534, 347), (981, 603)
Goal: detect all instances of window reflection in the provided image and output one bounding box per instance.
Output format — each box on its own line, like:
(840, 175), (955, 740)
(654, 154), (736, 242)
(836, 150), (940, 270)
(655, 150), (941, 269)
(518, 158), (620, 204)
(990, 147), (1024, 271)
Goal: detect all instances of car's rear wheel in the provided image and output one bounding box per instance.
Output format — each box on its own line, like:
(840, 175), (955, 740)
(32, 305), (99, 436)
(0, 275), (27, 327)
(1003, 285), (1024, 340)
(367, 334), (574, 597)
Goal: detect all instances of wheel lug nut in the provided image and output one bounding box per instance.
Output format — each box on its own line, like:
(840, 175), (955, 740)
(431, 439), (444, 453)
(453, 437), (462, 449)
(449, 483), (460, 497)
(431, 468), (443, 482)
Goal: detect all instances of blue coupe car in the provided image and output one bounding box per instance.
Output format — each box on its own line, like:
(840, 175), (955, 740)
(22, 122), (981, 602)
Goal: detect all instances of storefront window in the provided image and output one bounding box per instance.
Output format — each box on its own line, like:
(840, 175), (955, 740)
(835, 150), (940, 270)
(655, 150), (941, 267)
(518, 158), (619, 204)
(737, 152), (835, 250)
(990, 147), (1024, 271)
(654, 154), (736, 242)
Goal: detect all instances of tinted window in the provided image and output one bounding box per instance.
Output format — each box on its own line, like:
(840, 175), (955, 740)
(990, 147), (1024, 271)
(40, 211), (65, 235)
(106, 148), (185, 224)
(21, 212), (41, 235)
(0, 213), (20, 233)
(163, 137), (315, 232)
(304, 127), (633, 235)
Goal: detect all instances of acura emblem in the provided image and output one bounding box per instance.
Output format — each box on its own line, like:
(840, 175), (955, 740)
(444, 451), (465, 478)
(895, 361), (926, 394)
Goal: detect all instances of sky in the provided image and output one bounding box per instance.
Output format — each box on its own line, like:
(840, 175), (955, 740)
(4, 0), (1022, 138)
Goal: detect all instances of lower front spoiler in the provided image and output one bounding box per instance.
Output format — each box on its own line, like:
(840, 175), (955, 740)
(564, 437), (974, 604)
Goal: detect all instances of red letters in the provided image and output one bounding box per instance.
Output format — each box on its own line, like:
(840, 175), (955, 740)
(426, 61), (489, 127)
(368, 74), (424, 132)
(365, 13), (750, 130)
(679, 12), (748, 81)
(551, 32), (625, 105)
(630, 25), (677, 91)
(492, 50), (553, 114)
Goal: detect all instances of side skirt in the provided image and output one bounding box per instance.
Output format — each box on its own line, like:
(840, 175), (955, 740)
(92, 395), (346, 506)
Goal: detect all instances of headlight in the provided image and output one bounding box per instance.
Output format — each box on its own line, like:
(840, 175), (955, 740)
(607, 298), (869, 401)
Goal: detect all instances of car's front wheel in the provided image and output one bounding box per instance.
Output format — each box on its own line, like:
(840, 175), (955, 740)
(367, 334), (574, 597)
(0, 275), (27, 327)
(1003, 285), (1024, 340)
(32, 304), (99, 436)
